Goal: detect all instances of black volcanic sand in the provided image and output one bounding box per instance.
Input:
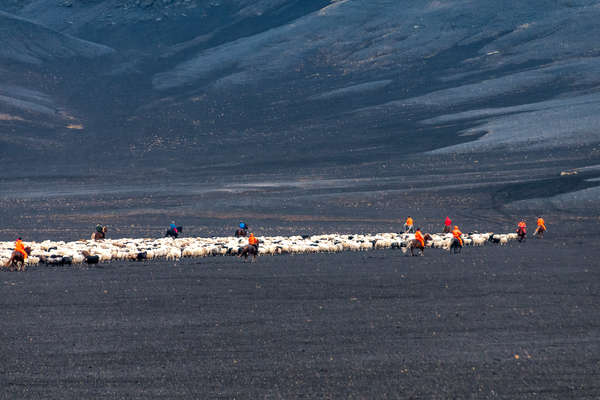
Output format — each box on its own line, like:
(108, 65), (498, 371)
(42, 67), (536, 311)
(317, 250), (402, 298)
(2, 239), (600, 399)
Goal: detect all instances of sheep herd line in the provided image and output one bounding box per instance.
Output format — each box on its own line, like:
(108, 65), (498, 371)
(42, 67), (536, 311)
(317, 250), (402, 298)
(0, 231), (521, 268)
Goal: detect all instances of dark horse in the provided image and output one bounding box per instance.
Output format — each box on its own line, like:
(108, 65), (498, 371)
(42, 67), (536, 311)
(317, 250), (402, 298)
(234, 228), (247, 237)
(443, 225), (452, 233)
(517, 227), (526, 242)
(406, 233), (432, 256)
(533, 225), (545, 238)
(450, 237), (463, 254)
(238, 243), (259, 262)
(166, 226), (183, 239)
(91, 226), (107, 240)
(4, 247), (31, 271)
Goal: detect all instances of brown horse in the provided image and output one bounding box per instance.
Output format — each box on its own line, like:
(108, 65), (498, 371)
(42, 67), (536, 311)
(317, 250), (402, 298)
(234, 228), (247, 238)
(91, 226), (107, 240)
(238, 243), (259, 262)
(4, 247), (32, 271)
(406, 233), (432, 256)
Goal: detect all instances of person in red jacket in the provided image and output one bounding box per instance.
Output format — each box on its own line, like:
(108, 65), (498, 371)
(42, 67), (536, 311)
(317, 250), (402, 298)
(443, 216), (452, 233)
(517, 220), (527, 242)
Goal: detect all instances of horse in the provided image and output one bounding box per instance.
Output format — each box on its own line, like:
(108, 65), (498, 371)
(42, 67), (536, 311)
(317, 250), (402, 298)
(166, 226), (183, 239)
(443, 225), (452, 233)
(533, 226), (545, 238)
(91, 226), (107, 240)
(406, 233), (432, 256)
(235, 228), (247, 237)
(4, 247), (32, 271)
(517, 227), (526, 242)
(449, 237), (463, 254)
(238, 243), (259, 262)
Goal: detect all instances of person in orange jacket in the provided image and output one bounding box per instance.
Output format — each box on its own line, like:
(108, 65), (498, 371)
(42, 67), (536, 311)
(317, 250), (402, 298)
(404, 216), (415, 233)
(414, 228), (425, 248)
(15, 237), (28, 260)
(248, 233), (259, 247)
(535, 216), (546, 237)
(452, 226), (463, 246)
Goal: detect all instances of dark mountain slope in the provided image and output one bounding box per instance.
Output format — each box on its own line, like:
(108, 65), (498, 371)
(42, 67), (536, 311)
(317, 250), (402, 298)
(0, 0), (599, 210)
(0, 11), (113, 160)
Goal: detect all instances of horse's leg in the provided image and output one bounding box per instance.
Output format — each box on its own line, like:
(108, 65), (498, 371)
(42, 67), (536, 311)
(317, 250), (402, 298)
(8, 257), (16, 271)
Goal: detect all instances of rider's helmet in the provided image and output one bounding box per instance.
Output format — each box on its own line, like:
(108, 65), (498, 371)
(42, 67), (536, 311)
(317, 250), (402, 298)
(454, 226), (458, 229)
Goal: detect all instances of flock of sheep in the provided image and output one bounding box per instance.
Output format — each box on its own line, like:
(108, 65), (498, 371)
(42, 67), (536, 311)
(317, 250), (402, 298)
(0, 231), (520, 267)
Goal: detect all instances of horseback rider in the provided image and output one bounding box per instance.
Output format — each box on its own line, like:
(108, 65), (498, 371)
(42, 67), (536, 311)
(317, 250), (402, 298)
(166, 221), (179, 238)
(444, 216), (452, 233)
(248, 232), (259, 248)
(414, 228), (425, 249)
(15, 237), (28, 260)
(535, 216), (546, 235)
(452, 225), (463, 246)
(517, 219), (527, 242)
(239, 232), (260, 259)
(235, 222), (249, 237)
(404, 216), (415, 233)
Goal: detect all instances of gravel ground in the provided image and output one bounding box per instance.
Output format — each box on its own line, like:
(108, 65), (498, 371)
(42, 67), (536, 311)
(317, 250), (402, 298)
(2, 238), (599, 399)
